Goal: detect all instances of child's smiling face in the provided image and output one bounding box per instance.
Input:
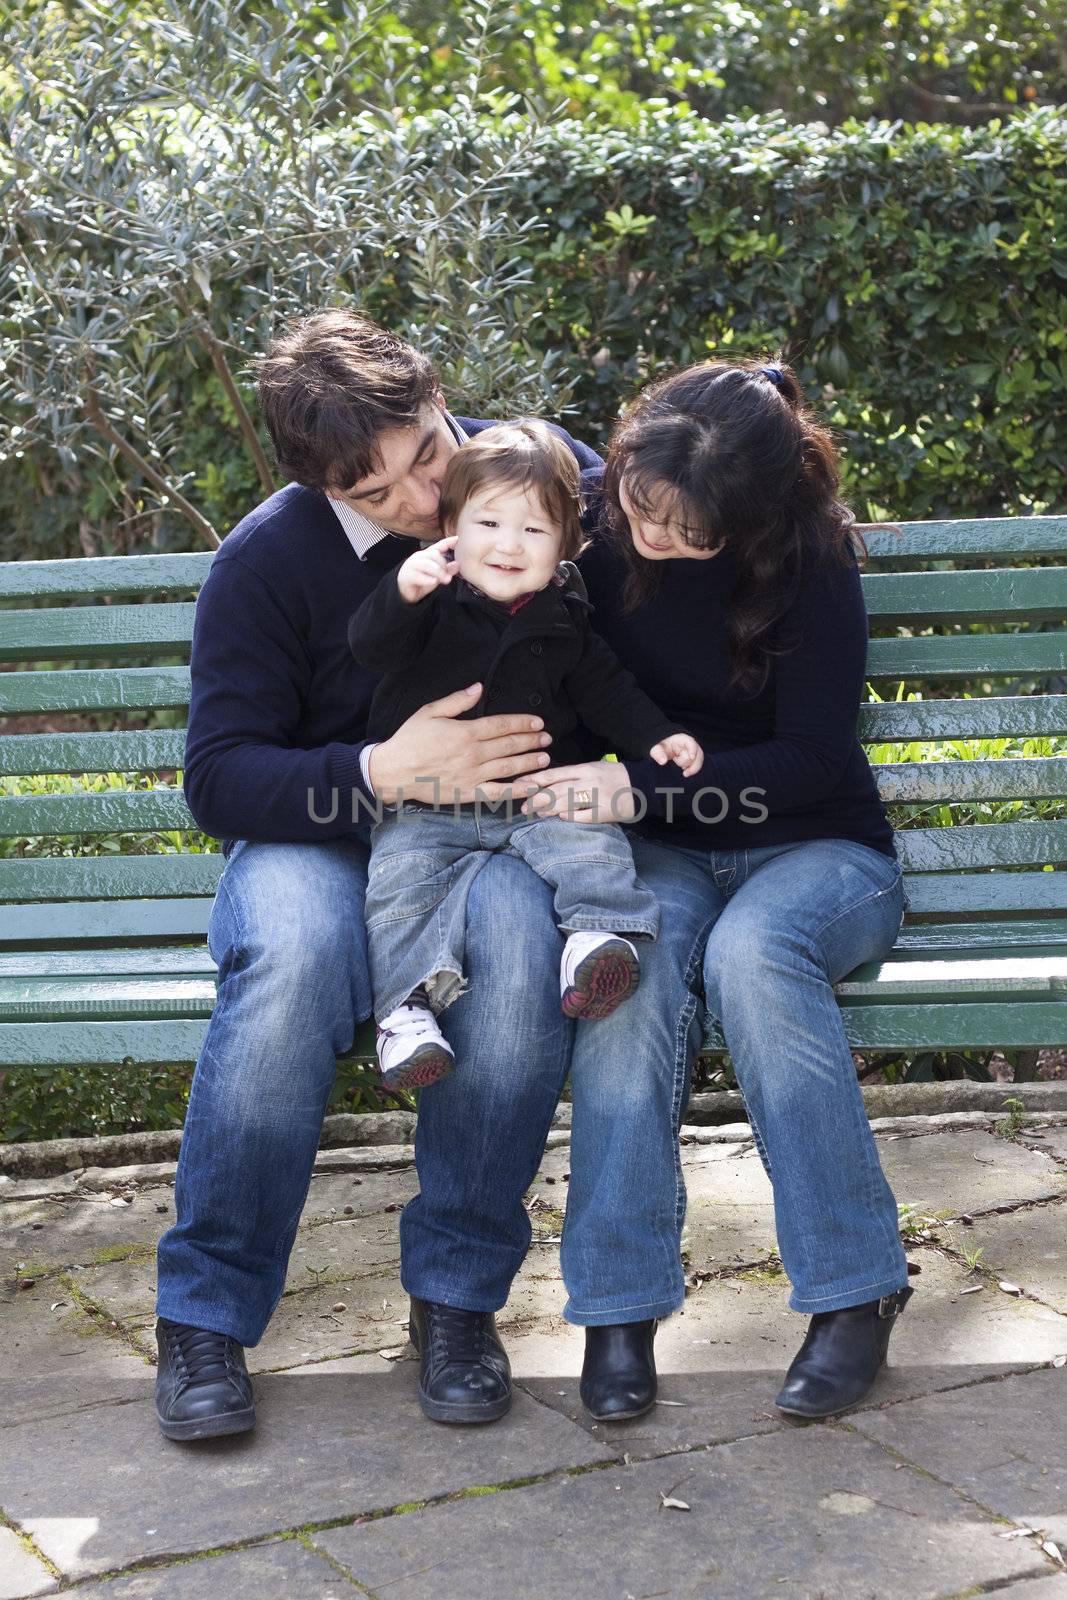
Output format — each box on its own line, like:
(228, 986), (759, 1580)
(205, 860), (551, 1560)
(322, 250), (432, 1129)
(449, 482), (563, 603)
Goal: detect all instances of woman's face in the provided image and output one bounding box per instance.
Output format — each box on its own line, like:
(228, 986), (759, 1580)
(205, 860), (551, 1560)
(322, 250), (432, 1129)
(618, 475), (721, 562)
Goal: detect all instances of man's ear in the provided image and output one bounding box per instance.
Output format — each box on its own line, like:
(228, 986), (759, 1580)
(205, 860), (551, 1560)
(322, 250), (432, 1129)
(431, 387), (447, 414)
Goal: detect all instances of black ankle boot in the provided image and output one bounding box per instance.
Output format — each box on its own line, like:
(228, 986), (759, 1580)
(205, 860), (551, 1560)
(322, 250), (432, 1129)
(775, 1286), (913, 1419)
(155, 1318), (255, 1441)
(408, 1298), (512, 1424)
(580, 1320), (658, 1421)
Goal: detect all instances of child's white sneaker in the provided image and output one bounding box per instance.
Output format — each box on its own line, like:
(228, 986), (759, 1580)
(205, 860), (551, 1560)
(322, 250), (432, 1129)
(560, 932), (640, 1021)
(376, 1001), (455, 1090)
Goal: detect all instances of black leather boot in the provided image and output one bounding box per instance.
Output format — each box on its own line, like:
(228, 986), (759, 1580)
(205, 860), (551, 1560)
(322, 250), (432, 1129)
(155, 1317), (255, 1441)
(775, 1286), (914, 1419)
(408, 1298), (512, 1424)
(580, 1320), (658, 1421)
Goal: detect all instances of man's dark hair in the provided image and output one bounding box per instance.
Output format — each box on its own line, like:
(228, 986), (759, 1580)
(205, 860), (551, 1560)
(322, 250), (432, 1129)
(256, 310), (441, 492)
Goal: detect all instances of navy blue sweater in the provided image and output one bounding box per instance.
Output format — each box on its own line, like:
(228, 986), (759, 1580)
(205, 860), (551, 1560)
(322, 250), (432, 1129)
(182, 419), (602, 844)
(576, 529), (897, 861)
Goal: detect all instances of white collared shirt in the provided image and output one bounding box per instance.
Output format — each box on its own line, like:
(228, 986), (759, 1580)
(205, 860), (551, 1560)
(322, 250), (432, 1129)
(325, 410), (469, 561)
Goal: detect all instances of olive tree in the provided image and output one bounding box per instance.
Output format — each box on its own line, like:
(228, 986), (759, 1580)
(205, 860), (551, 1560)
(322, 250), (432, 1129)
(0, 0), (572, 550)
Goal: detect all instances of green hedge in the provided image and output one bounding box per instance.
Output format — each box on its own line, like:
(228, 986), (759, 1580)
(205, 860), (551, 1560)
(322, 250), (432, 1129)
(2, 108), (1064, 560)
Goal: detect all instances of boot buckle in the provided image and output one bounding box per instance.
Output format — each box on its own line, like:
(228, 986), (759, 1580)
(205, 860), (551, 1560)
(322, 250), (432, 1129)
(877, 1288), (911, 1319)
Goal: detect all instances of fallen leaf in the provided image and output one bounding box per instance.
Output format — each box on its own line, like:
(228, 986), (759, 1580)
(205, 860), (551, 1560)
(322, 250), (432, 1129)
(378, 1346), (407, 1361)
(1052, 1354), (1066, 1368)
(49, 1300), (66, 1312)
(660, 1494), (690, 1512)
(655, 1399), (687, 1407)
(998, 1280), (1023, 1296)
(959, 1285), (984, 1295)
(1041, 1539), (1064, 1565)
(332, 1302), (347, 1313)
(997, 1528), (1038, 1539)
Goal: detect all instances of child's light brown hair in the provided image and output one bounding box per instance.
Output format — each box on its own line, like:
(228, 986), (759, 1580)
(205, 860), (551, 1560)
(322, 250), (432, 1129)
(438, 420), (583, 560)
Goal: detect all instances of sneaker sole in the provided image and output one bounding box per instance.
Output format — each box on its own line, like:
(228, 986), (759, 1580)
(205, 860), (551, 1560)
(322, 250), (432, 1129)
(156, 1405), (256, 1441)
(380, 1045), (455, 1092)
(409, 1322), (512, 1425)
(562, 941), (640, 1021)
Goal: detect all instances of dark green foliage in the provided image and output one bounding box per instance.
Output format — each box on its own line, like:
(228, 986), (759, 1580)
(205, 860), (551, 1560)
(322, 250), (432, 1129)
(3, 103), (1064, 560)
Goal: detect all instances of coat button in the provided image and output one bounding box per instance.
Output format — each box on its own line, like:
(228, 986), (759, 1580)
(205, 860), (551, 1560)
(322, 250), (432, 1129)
(530, 641), (543, 655)
(528, 693), (543, 707)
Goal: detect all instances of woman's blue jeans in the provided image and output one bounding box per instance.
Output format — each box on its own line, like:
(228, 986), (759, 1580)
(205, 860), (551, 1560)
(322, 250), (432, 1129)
(156, 829), (907, 1344)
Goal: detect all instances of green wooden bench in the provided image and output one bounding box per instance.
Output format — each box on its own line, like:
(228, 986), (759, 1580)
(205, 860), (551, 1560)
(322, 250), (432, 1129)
(2, 517), (1066, 1091)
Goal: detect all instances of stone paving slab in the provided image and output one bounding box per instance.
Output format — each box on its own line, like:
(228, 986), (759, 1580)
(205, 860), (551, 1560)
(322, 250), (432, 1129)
(946, 1198), (1067, 1314)
(994, 1579), (1067, 1599)
(1, 1193), (166, 1280)
(852, 1366), (1067, 1543)
(311, 1423), (1047, 1600)
(878, 1129), (1067, 1216)
(515, 1248), (1067, 1457)
(0, 1527), (55, 1600)
(0, 1284), (151, 1431)
(15, 1539), (354, 1599)
(1, 1357), (611, 1582)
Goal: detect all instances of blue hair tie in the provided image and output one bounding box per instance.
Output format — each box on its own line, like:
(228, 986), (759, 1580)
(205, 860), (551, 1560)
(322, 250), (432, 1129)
(759, 364), (784, 388)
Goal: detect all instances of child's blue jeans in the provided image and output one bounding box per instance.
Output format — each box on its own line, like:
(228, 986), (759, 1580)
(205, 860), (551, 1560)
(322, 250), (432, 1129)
(364, 802), (659, 1021)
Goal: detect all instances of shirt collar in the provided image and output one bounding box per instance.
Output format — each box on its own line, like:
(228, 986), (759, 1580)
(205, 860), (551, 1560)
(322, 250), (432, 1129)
(326, 410), (469, 561)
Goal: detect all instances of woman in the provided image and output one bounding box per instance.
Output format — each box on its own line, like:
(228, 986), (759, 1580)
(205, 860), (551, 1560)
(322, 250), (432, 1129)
(532, 357), (911, 1422)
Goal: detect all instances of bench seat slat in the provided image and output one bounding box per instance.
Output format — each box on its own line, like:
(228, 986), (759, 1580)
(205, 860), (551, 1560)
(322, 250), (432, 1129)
(893, 916), (1067, 951)
(858, 696), (1067, 742)
(5, 999), (1067, 1063)
(0, 553), (215, 600)
(0, 667), (192, 715)
(0, 899), (215, 943)
(867, 634), (1067, 678)
(862, 518), (1067, 560)
(0, 947), (216, 977)
(876, 757), (1067, 803)
(0, 855), (222, 902)
(0, 975), (217, 1021)
(703, 999), (1067, 1052)
(0, 789), (194, 838)
(0, 730), (187, 776)
(0, 602), (196, 662)
(0, 1019), (378, 1066)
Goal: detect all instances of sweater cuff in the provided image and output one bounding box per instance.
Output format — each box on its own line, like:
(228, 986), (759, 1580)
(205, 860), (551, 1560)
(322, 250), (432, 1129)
(325, 740), (378, 825)
(625, 755), (690, 822)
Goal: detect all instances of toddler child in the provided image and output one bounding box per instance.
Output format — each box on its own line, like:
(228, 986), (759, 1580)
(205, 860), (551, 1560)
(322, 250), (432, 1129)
(349, 420), (703, 1089)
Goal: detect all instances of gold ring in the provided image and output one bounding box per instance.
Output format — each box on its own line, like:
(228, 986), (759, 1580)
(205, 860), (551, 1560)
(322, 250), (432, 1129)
(573, 789), (592, 809)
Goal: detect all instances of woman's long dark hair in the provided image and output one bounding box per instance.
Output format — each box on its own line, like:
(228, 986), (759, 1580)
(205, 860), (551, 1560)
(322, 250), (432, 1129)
(601, 357), (865, 700)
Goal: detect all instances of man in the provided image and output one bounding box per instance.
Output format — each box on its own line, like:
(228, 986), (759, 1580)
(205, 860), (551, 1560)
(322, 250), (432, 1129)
(155, 310), (603, 1438)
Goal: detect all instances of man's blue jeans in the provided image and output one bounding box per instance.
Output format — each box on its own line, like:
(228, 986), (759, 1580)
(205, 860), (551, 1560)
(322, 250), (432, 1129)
(156, 829), (907, 1343)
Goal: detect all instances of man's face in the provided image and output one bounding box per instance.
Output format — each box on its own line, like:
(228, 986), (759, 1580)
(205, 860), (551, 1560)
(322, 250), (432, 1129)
(327, 397), (459, 540)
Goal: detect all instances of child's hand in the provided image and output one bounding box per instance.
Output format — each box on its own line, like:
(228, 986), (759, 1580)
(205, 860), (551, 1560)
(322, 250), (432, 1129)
(649, 732), (704, 778)
(396, 535), (458, 604)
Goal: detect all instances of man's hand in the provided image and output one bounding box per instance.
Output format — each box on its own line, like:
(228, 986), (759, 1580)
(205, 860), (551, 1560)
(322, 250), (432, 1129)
(650, 731), (703, 778)
(367, 684), (553, 807)
(396, 535), (458, 604)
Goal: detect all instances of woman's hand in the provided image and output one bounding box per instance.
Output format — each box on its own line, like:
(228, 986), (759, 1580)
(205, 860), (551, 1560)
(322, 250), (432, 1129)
(521, 759), (636, 824)
(396, 535), (458, 604)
